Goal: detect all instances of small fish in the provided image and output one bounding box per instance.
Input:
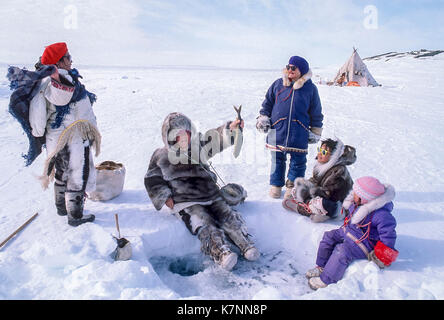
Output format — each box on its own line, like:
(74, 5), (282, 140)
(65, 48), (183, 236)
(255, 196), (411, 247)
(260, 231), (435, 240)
(232, 105), (243, 158)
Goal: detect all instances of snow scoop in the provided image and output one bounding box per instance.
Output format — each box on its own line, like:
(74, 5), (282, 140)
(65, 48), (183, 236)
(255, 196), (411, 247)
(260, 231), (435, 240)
(0, 213), (38, 250)
(232, 105), (243, 158)
(110, 213), (132, 261)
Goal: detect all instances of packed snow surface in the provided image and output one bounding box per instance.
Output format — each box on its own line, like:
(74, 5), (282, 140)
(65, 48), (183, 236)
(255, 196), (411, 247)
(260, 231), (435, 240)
(1, 54), (443, 300)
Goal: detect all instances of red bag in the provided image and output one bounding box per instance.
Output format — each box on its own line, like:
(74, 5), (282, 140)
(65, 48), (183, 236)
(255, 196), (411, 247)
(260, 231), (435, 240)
(374, 241), (399, 266)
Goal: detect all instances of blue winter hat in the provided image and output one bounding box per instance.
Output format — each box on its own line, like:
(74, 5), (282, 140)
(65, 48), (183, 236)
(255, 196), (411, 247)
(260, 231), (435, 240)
(288, 56), (309, 75)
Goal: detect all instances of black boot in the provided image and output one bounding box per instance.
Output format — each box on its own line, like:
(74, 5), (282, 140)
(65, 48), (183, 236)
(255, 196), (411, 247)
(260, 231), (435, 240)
(54, 183), (67, 216)
(65, 191), (95, 227)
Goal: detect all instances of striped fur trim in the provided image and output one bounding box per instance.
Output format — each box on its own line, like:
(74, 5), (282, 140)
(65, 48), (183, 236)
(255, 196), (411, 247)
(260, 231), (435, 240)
(39, 120), (101, 190)
(266, 143), (308, 153)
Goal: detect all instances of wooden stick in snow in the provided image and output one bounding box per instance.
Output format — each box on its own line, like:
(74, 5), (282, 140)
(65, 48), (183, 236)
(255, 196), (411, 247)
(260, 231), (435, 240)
(115, 213), (121, 239)
(0, 213), (38, 250)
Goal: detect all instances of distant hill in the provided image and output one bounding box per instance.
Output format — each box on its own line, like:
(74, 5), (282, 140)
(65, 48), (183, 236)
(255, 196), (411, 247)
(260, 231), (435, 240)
(364, 49), (444, 61)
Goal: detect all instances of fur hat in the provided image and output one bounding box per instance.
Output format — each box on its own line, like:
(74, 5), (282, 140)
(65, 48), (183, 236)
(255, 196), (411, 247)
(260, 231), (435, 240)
(41, 42), (68, 65)
(353, 176), (385, 204)
(288, 56), (309, 76)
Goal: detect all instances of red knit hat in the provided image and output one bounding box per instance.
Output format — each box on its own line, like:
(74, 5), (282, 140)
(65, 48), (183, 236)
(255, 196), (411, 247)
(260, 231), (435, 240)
(41, 42), (68, 65)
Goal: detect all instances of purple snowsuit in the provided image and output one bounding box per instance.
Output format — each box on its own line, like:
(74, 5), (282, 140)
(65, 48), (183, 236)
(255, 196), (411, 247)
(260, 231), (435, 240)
(316, 201), (397, 285)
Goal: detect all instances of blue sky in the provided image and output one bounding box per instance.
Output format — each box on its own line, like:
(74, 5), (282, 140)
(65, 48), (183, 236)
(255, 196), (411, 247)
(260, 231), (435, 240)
(1, 0), (443, 69)
(133, 0), (444, 68)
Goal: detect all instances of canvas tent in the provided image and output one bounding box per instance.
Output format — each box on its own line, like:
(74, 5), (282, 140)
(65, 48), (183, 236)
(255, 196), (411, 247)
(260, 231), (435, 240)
(333, 49), (379, 87)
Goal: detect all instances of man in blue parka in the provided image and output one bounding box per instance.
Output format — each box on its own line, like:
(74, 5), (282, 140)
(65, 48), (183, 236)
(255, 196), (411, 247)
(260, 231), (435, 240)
(256, 56), (324, 199)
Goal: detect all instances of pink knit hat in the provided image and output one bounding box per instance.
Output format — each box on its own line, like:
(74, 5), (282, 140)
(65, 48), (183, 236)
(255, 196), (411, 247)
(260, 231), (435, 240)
(353, 176), (385, 204)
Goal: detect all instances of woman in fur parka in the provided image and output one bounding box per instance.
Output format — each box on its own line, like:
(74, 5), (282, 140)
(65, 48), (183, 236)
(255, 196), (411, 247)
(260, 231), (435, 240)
(144, 112), (260, 271)
(283, 138), (356, 223)
(29, 42), (100, 227)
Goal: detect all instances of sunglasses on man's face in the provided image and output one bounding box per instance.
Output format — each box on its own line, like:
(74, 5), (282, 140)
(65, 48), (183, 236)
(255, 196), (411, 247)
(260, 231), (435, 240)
(286, 65), (298, 71)
(317, 147), (330, 156)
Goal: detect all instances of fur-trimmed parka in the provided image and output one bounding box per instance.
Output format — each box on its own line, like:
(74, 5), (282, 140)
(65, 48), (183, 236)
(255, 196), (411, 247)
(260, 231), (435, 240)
(259, 68), (323, 153)
(144, 112), (236, 212)
(29, 69), (100, 191)
(293, 138), (356, 203)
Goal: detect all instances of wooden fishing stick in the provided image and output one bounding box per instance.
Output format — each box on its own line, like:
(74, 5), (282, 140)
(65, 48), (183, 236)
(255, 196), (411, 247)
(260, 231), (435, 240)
(0, 213), (38, 250)
(115, 213), (121, 239)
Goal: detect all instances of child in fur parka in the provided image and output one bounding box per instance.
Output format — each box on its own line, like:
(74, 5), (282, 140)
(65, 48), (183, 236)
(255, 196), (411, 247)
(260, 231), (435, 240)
(306, 176), (398, 290)
(283, 138), (356, 223)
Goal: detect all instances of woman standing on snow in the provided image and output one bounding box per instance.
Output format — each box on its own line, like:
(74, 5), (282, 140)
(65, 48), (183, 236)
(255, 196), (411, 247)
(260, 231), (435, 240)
(29, 42), (101, 227)
(256, 56), (324, 200)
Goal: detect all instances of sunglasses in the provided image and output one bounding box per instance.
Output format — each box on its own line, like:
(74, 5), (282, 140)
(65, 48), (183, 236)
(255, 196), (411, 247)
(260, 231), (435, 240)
(175, 130), (191, 142)
(286, 65), (298, 71)
(62, 54), (72, 62)
(317, 147), (330, 156)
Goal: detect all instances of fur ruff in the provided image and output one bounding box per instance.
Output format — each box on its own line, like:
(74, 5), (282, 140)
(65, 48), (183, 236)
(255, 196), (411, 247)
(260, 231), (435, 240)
(349, 184), (396, 224)
(313, 138), (345, 179)
(39, 120), (101, 190)
(282, 69), (313, 89)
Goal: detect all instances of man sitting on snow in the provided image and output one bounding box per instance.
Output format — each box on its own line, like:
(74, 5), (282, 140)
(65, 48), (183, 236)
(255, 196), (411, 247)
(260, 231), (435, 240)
(144, 112), (260, 271)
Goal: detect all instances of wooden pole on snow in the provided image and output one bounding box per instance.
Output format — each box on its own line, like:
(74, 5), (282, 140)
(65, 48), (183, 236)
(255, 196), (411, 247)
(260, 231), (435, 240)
(0, 213), (38, 250)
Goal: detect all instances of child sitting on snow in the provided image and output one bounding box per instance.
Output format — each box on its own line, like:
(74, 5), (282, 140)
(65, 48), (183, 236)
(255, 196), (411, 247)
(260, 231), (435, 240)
(306, 176), (398, 290)
(282, 138), (356, 223)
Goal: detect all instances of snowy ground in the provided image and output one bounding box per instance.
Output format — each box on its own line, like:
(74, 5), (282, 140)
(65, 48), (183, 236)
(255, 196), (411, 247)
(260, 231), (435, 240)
(1, 54), (444, 300)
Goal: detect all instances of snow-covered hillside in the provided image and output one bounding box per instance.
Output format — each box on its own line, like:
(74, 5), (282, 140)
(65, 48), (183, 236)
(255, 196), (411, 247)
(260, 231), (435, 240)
(1, 53), (444, 300)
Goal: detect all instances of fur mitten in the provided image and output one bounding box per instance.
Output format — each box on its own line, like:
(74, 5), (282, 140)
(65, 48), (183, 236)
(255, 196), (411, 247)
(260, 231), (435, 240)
(370, 240), (399, 268)
(292, 177), (314, 202)
(256, 115), (271, 133)
(308, 127), (322, 144)
(308, 131), (321, 144)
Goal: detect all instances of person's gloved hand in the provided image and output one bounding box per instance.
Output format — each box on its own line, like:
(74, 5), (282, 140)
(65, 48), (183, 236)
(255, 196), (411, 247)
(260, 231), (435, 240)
(308, 131), (321, 144)
(369, 250), (386, 269)
(256, 115), (271, 133)
(308, 127), (322, 144)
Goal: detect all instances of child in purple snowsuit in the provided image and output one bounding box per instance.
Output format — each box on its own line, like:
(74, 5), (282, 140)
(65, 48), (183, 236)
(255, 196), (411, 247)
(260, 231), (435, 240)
(306, 176), (397, 290)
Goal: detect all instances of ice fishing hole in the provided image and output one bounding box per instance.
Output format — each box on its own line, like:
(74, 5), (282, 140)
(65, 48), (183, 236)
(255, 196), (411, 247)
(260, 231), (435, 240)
(150, 254), (206, 277)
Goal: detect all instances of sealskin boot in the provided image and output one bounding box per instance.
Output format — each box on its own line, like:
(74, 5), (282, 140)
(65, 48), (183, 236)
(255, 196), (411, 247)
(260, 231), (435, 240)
(54, 183), (67, 216)
(269, 186), (282, 199)
(219, 251), (238, 271)
(283, 179), (294, 200)
(308, 276), (328, 290)
(65, 191), (95, 227)
(305, 266), (324, 279)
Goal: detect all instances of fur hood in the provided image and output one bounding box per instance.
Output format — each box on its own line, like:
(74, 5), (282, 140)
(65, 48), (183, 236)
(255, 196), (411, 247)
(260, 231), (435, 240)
(343, 184), (396, 224)
(161, 112), (199, 149)
(313, 138), (356, 179)
(282, 68), (313, 89)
